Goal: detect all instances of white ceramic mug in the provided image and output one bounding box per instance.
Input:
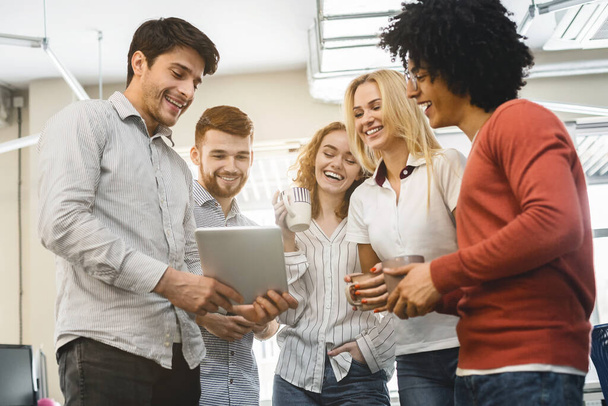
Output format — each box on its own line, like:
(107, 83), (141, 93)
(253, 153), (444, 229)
(383, 255), (425, 294)
(280, 187), (311, 232)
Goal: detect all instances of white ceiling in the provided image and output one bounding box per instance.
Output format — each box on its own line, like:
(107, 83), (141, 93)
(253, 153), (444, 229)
(0, 0), (316, 89)
(0, 0), (604, 91)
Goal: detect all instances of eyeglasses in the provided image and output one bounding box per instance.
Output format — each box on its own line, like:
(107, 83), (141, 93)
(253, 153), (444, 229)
(404, 69), (419, 91)
(404, 68), (430, 92)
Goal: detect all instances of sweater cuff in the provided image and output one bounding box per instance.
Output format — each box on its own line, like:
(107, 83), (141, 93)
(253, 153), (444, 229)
(430, 253), (467, 294)
(434, 289), (463, 316)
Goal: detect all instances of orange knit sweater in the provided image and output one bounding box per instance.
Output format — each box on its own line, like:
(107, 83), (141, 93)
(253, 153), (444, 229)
(432, 99), (595, 372)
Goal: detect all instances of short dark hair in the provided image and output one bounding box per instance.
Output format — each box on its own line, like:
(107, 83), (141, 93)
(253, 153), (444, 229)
(380, 0), (534, 112)
(126, 17), (220, 86)
(195, 105), (254, 146)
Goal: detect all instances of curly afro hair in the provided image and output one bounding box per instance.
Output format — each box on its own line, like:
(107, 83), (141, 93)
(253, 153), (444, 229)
(380, 0), (534, 112)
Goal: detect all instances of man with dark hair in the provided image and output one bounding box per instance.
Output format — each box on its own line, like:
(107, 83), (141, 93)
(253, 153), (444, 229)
(125, 17), (219, 86)
(379, 1), (595, 404)
(38, 17), (295, 405)
(190, 105), (279, 405)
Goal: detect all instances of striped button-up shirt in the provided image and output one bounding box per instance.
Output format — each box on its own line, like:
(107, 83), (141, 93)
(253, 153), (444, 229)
(38, 91), (204, 369)
(192, 181), (259, 405)
(276, 219), (395, 393)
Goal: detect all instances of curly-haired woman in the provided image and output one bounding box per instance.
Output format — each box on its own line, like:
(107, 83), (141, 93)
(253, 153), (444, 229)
(272, 122), (392, 405)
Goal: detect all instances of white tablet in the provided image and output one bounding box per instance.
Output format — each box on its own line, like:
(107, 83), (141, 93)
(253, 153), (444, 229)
(195, 226), (289, 304)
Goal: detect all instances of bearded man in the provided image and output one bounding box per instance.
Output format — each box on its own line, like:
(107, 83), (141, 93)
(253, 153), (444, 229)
(190, 105), (280, 405)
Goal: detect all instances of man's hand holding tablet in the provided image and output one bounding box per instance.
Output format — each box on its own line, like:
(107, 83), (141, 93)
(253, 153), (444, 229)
(194, 226), (299, 322)
(232, 290), (298, 324)
(154, 266), (244, 316)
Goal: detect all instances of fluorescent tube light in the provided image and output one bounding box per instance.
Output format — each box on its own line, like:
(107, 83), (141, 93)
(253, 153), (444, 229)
(0, 33), (43, 48)
(0, 36), (90, 155)
(518, 0), (598, 36)
(42, 40), (89, 101)
(537, 0), (597, 14)
(534, 101), (608, 116)
(0, 134), (40, 154)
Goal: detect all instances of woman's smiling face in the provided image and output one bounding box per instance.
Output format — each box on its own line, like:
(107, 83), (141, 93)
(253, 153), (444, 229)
(314, 130), (361, 197)
(352, 81), (397, 152)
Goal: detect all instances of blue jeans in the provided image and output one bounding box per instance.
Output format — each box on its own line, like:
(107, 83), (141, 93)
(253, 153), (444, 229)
(396, 347), (459, 406)
(455, 372), (585, 406)
(57, 337), (200, 406)
(273, 356), (390, 405)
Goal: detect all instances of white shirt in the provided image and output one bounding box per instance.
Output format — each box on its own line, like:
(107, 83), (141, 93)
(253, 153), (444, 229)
(276, 219), (395, 393)
(38, 92), (204, 369)
(347, 148), (466, 356)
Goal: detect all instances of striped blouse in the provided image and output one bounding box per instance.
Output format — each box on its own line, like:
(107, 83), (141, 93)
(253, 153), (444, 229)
(192, 181), (260, 406)
(275, 219), (395, 393)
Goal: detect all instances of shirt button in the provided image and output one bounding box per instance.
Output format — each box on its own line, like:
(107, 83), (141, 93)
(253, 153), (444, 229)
(230, 379), (234, 384)
(164, 342), (170, 347)
(230, 351), (235, 356)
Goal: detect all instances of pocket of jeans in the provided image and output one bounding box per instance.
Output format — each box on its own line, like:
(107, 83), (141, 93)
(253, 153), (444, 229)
(350, 358), (371, 373)
(351, 358), (367, 366)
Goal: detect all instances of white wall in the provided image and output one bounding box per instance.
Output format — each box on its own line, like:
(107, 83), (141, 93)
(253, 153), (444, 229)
(0, 67), (606, 402)
(171, 69), (343, 148)
(0, 95), (27, 345)
(521, 74), (608, 122)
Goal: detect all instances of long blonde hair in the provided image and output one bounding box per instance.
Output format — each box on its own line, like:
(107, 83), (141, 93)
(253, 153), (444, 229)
(343, 69), (442, 203)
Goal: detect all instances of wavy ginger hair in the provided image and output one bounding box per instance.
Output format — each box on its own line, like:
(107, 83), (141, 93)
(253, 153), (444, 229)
(291, 122), (364, 220)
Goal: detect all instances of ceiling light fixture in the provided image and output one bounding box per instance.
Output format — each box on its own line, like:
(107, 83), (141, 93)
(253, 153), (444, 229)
(41, 38), (89, 101)
(0, 134), (40, 155)
(0, 33), (89, 154)
(535, 101), (608, 116)
(517, 0), (599, 35)
(0, 33), (43, 48)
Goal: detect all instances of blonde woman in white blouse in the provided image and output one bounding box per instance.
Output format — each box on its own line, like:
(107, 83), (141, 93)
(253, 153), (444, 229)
(271, 122), (394, 405)
(343, 69), (465, 406)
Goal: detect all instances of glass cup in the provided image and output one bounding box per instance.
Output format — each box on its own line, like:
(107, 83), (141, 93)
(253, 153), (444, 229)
(382, 255), (425, 294)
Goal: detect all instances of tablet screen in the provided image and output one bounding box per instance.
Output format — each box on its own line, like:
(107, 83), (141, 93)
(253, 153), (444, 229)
(195, 226), (289, 304)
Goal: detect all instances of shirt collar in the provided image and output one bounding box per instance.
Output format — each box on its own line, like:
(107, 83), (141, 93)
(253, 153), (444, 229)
(108, 91), (174, 145)
(373, 155), (426, 186)
(191, 180), (241, 215)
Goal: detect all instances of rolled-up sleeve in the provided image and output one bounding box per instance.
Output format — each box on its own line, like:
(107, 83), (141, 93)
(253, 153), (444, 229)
(277, 250), (309, 326)
(356, 314), (395, 373)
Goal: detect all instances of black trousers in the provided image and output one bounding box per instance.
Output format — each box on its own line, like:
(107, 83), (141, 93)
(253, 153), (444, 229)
(57, 337), (200, 406)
